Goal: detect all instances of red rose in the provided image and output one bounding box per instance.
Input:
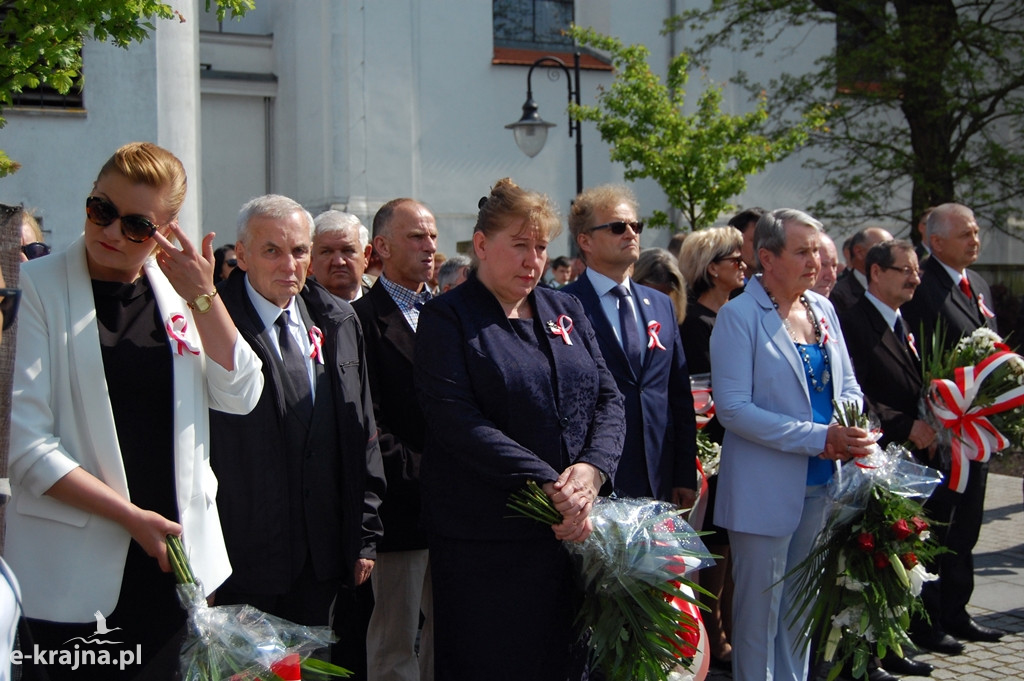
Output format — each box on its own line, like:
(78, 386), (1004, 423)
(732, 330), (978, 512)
(857, 532), (875, 552)
(892, 519), (912, 541)
(911, 517), (929, 535)
(900, 552), (919, 569)
(874, 552), (890, 569)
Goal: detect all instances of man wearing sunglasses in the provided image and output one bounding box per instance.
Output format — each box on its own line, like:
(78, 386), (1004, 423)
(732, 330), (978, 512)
(563, 185), (698, 509)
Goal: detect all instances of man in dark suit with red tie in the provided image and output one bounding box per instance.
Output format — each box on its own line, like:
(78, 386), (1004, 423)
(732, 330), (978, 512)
(839, 239), (938, 678)
(562, 185), (697, 507)
(901, 203), (1005, 653)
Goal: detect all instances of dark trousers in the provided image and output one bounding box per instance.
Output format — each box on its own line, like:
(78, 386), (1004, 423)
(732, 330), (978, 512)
(918, 459), (988, 631)
(215, 556), (339, 628)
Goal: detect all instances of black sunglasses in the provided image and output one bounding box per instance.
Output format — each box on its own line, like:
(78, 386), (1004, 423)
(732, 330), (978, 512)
(589, 220), (644, 235)
(226, 258), (238, 267)
(21, 242), (51, 260)
(86, 196), (167, 243)
(0, 288), (21, 331)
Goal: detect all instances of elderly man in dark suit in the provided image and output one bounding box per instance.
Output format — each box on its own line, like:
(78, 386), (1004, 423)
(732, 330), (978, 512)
(829, 226), (893, 314)
(839, 239), (937, 678)
(311, 210), (373, 303)
(354, 198), (438, 681)
(210, 194), (386, 629)
(902, 203), (1005, 653)
(562, 185), (697, 507)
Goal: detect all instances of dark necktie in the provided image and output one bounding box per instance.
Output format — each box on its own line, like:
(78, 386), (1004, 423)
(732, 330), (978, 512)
(275, 311), (313, 417)
(611, 284), (642, 376)
(959, 275), (973, 300)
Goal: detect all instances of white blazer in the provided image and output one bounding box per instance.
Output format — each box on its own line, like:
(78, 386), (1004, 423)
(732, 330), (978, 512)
(5, 237), (264, 622)
(709, 277), (862, 538)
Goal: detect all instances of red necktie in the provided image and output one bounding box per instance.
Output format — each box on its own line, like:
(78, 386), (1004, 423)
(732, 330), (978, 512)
(959, 275), (972, 299)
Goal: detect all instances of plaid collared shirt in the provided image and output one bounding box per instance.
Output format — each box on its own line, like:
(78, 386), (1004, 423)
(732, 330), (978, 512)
(380, 274), (432, 332)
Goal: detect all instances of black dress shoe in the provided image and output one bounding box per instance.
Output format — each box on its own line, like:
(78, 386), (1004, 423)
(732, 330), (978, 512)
(945, 618), (1005, 642)
(867, 666), (900, 681)
(882, 654), (933, 677)
(910, 630), (965, 655)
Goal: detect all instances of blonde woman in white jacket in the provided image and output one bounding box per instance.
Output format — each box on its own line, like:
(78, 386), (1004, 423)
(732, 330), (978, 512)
(5, 143), (263, 680)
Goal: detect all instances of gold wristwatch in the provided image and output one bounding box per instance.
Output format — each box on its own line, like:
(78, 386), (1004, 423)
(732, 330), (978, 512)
(188, 289), (218, 314)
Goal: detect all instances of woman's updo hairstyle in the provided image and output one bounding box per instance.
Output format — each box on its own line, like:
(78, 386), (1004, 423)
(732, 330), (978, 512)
(474, 178), (562, 242)
(95, 142), (188, 218)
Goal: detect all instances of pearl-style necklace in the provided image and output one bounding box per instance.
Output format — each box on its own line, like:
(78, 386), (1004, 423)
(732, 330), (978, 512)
(764, 286), (832, 392)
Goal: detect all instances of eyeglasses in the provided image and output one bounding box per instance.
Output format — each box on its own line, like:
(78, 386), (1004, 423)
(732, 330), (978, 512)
(884, 265), (921, 277)
(86, 196), (168, 243)
(0, 288), (21, 331)
(589, 220), (644, 235)
(715, 255), (745, 268)
(226, 258), (238, 267)
(21, 242), (51, 260)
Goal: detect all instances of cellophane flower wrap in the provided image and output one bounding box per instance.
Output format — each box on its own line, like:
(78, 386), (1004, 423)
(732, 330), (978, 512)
(507, 483), (715, 681)
(784, 430), (945, 681)
(921, 326), (1024, 492)
(167, 536), (351, 681)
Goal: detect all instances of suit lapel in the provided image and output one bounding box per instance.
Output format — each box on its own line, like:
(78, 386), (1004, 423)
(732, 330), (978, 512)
(371, 284), (416, 364)
(751, 280), (806, 395)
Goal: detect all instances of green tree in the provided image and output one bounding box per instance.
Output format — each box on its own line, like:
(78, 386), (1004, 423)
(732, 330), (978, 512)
(568, 25), (827, 231)
(669, 0), (1024, 238)
(0, 0), (253, 177)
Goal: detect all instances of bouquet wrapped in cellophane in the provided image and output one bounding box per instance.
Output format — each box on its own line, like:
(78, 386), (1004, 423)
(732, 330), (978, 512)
(784, 405), (945, 681)
(167, 536), (351, 681)
(507, 482), (715, 681)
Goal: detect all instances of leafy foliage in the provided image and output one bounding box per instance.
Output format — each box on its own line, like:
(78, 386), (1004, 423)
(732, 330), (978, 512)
(567, 25), (828, 231)
(0, 0), (254, 177)
(667, 0), (1024, 236)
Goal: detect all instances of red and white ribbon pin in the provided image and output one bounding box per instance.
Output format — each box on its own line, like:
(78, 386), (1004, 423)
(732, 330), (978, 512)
(647, 320), (667, 350)
(309, 326), (325, 364)
(550, 315), (574, 346)
(166, 314), (200, 356)
(977, 293), (996, 319)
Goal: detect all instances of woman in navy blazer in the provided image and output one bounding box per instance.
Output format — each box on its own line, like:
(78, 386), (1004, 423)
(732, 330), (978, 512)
(710, 209), (872, 681)
(414, 179), (624, 681)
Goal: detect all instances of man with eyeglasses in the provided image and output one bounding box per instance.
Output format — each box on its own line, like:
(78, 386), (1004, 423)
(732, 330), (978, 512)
(901, 203), (1005, 654)
(829, 226), (894, 314)
(563, 185), (697, 508)
(836, 238), (939, 677)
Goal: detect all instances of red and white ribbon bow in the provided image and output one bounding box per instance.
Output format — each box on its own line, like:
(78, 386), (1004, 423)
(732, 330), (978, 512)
(977, 293), (996, 319)
(309, 326), (325, 364)
(551, 315), (574, 346)
(166, 314), (200, 356)
(646, 320), (667, 351)
(907, 332), (919, 359)
(819, 315), (835, 344)
(927, 350), (1024, 492)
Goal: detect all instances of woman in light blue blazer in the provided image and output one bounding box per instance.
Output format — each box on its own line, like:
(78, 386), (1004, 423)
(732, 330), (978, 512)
(710, 209), (873, 681)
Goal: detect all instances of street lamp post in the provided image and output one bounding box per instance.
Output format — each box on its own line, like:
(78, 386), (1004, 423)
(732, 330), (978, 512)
(505, 52), (583, 198)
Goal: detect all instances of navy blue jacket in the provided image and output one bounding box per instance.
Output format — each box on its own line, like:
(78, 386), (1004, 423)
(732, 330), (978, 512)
(414, 273), (625, 541)
(562, 275), (698, 500)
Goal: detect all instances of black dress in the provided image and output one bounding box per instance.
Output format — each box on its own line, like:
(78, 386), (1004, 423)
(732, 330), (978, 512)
(678, 299), (728, 543)
(24, 276), (185, 681)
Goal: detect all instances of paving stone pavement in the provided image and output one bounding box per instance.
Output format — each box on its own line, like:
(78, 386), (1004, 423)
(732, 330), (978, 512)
(705, 472), (1024, 680)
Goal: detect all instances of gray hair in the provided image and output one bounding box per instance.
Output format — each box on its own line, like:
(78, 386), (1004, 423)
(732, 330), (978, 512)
(754, 208), (823, 272)
(437, 253), (473, 291)
(313, 210), (369, 249)
(237, 194), (315, 245)
(925, 203), (974, 240)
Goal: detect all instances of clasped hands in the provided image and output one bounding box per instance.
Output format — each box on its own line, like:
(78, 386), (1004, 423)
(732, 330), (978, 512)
(822, 423), (876, 462)
(542, 462), (603, 544)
